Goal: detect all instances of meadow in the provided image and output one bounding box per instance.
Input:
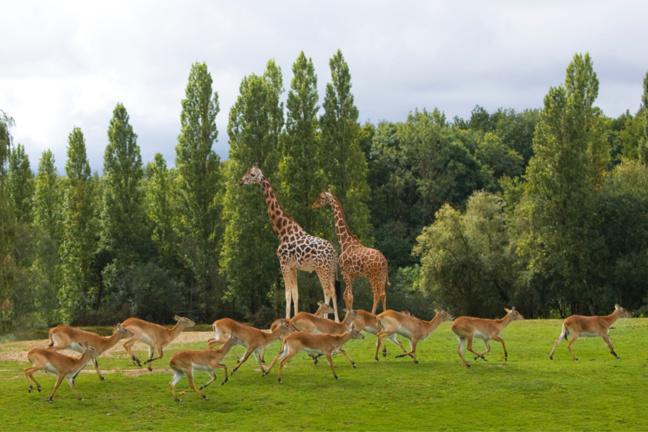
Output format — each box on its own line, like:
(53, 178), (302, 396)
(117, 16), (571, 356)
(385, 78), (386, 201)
(0, 318), (647, 431)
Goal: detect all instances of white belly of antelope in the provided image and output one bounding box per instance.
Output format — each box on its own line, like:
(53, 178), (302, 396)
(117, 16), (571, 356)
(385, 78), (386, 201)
(580, 331), (599, 337)
(192, 363), (212, 372)
(44, 363), (58, 374)
(304, 347), (323, 356)
(473, 330), (489, 340)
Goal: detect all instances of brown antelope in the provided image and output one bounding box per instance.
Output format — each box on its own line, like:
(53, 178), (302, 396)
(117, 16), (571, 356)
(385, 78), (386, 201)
(451, 307), (524, 367)
(347, 309), (382, 335)
(290, 308), (357, 334)
(263, 325), (364, 383)
(374, 308), (452, 363)
(549, 304), (631, 361)
(169, 338), (237, 402)
(25, 344), (98, 402)
(47, 323), (132, 380)
(122, 315), (195, 371)
(207, 318), (294, 375)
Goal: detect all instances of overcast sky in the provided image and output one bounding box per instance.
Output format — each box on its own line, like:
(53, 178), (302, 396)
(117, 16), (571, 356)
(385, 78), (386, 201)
(1, 0), (647, 171)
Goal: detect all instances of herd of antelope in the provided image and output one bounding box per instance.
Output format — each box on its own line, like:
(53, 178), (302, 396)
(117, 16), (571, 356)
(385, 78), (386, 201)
(23, 303), (631, 402)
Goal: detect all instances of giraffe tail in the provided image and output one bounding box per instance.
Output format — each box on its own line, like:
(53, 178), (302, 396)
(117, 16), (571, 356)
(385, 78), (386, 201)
(335, 279), (343, 303)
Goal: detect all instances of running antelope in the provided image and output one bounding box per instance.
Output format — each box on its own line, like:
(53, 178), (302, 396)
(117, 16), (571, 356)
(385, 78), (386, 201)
(47, 323), (132, 380)
(263, 325), (364, 383)
(451, 307), (524, 367)
(347, 309), (382, 335)
(25, 344), (98, 402)
(122, 315), (195, 371)
(169, 338), (237, 402)
(290, 308), (357, 334)
(374, 309), (452, 363)
(208, 318), (294, 375)
(549, 304), (631, 361)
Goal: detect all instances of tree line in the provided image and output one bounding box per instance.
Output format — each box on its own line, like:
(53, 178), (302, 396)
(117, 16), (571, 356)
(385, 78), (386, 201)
(1, 51), (647, 331)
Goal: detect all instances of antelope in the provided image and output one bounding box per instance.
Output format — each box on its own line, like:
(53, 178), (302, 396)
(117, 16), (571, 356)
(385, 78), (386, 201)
(374, 308), (452, 363)
(122, 315), (195, 371)
(347, 309), (382, 335)
(549, 304), (631, 361)
(290, 308), (357, 334)
(263, 325), (364, 383)
(207, 318), (294, 375)
(169, 337), (237, 402)
(451, 307), (524, 367)
(47, 323), (133, 380)
(25, 344), (98, 402)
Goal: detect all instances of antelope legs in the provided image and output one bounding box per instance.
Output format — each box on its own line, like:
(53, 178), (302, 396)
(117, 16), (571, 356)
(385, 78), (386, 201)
(491, 335), (508, 361)
(601, 334), (620, 359)
(24, 367), (42, 393)
(123, 338), (141, 367)
(457, 337), (471, 367)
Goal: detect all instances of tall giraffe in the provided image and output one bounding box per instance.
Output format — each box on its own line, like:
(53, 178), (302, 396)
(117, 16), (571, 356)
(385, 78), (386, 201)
(312, 191), (388, 314)
(240, 165), (340, 321)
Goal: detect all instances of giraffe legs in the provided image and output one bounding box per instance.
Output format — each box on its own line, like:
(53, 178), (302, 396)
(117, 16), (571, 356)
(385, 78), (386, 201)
(281, 265), (298, 319)
(342, 273), (355, 311)
(368, 276), (384, 314)
(317, 267), (339, 322)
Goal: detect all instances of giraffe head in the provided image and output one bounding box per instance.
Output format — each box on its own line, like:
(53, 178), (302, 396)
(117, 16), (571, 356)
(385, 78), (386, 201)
(311, 191), (335, 209)
(240, 164), (264, 185)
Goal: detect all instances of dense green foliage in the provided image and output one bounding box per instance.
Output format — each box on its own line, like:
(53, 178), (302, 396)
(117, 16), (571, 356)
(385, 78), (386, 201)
(1, 52), (648, 331)
(0, 319), (646, 431)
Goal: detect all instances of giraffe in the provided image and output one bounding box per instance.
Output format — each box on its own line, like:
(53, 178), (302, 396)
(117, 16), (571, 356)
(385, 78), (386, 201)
(312, 191), (389, 314)
(240, 165), (340, 321)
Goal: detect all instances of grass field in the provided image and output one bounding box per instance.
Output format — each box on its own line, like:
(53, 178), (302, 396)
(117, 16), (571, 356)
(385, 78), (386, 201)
(0, 318), (647, 431)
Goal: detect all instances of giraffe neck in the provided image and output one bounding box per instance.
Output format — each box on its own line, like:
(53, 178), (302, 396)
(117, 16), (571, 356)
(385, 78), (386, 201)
(329, 196), (358, 250)
(261, 178), (304, 241)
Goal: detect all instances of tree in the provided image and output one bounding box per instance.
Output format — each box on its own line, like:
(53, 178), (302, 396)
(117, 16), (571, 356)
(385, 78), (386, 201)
(367, 111), (486, 268)
(101, 103), (148, 261)
(175, 62), (223, 318)
(8, 143), (34, 224)
(516, 53), (608, 315)
(278, 51), (325, 234)
(475, 132), (524, 182)
(596, 160), (648, 310)
(58, 128), (98, 323)
(636, 72), (648, 162)
(0, 113), (15, 329)
(221, 61), (284, 319)
(320, 50), (372, 242)
(32, 150), (63, 324)
(414, 192), (516, 316)
(144, 153), (177, 268)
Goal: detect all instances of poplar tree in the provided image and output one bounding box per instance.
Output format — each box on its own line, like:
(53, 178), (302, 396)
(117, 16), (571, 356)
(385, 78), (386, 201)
(145, 153), (176, 268)
(221, 60), (284, 317)
(320, 50), (372, 241)
(0, 113), (14, 328)
(101, 103), (147, 261)
(639, 72), (648, 162)
(278, 51), (325, 233)
(175, 62), (223, 317)
(520, 53), (607, 314)
(32, 150), (62, 323)
(8, 143), (34, 224)
(59, 128), (97, 323)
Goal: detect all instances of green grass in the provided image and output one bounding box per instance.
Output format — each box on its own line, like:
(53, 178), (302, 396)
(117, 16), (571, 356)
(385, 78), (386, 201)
(1, 319), (647, 431)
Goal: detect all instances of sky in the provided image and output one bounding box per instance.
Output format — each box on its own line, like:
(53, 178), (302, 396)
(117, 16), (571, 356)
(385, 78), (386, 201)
(1, 0), (647, 171)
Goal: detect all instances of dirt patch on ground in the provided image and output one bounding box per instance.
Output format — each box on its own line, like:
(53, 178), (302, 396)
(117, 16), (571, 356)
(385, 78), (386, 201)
(0, 331), (213, 363)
